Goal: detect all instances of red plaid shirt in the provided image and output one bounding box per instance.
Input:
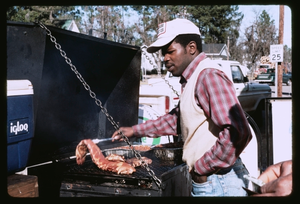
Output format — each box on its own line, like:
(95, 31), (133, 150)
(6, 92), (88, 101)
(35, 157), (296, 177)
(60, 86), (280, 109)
(133, 53), (252, 175)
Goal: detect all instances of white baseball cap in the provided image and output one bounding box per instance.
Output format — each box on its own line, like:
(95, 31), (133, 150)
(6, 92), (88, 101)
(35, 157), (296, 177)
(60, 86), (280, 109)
(147, 18), (201, 53)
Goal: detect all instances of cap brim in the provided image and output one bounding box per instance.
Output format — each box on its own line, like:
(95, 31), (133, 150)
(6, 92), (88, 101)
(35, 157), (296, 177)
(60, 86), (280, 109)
(146, 35), (176, 53)
(147, 46), (162, 53)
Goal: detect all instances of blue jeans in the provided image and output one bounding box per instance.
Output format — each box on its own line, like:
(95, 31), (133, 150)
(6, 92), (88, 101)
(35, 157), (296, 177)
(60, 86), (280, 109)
(191, 158), (249, 197)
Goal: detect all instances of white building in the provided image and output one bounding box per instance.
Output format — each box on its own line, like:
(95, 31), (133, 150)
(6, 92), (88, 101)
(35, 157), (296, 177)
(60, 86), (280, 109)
(203, 44), (230, 60)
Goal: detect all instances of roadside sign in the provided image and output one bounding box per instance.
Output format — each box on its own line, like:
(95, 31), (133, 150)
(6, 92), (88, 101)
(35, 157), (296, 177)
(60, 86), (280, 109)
(270, 44), (283, 62)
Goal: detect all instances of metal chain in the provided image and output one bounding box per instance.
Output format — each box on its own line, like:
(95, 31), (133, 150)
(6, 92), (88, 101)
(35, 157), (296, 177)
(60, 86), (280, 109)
(37, 22), (162, 189)
(141, 45), (180, 97)
(141, 46), (182, 142)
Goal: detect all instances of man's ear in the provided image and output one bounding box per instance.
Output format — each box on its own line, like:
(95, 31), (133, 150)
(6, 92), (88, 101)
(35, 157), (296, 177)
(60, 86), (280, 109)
(187, 41), (197, 55)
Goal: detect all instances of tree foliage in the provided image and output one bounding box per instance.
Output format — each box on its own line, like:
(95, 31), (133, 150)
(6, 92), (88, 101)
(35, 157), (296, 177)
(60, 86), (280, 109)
(7, 5), (290, 68)
(188, 5), (243, 44)
(242, 10), (278, 67)
(6, 6), (80, 26)
(7, 5), (243, 47)
(186, 5), (244, 62)
(130, 5), (187, 45)
(79, 6), (135, 44)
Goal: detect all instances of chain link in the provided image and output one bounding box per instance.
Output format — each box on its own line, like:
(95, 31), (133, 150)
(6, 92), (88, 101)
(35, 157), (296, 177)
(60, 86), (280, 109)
(37, 22), (162, 189)
(141, 46), (180, 97)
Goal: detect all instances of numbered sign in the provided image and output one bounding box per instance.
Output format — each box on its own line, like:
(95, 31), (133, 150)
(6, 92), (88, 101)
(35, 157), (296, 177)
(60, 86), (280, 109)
(270, 44), (283, 62)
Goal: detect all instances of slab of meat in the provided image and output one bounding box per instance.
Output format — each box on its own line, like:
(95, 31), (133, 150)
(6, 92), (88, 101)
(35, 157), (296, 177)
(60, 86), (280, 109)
(105, 154), (125, 162)
(105, 154), (152, 167)
(126, 157), (152, 167)
(76, 139), (135, 175)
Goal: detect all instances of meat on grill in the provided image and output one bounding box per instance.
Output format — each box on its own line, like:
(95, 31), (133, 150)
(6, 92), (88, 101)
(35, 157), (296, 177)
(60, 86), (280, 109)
(76, 139), (135, 175)
(126, 157), (152, 167)
(105, 154), (152, 167)
(104, 154), (152, 167)
(105, 154), (125, 162)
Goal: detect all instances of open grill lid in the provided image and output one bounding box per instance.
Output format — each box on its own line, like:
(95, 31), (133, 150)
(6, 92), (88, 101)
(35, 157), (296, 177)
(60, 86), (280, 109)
(7, 21), (141, 165)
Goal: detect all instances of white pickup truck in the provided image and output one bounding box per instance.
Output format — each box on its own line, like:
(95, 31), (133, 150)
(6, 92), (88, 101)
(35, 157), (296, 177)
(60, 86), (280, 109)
(139, 60), (271, 116)
(138, 74), (180, 145)
(139, 73), (180, 115)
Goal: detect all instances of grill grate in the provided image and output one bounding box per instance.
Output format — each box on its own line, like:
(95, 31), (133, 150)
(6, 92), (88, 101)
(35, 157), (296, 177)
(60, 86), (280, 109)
(59, 148), (191, 196)
(63, 149), (183, 181)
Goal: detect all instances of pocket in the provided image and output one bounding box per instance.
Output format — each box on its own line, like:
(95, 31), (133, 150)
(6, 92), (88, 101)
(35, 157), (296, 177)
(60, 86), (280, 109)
(191, 180), (214, 196)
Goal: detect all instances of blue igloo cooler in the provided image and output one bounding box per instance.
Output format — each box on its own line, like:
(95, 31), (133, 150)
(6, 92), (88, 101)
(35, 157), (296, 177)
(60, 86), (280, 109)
(7, 80), (34, 174)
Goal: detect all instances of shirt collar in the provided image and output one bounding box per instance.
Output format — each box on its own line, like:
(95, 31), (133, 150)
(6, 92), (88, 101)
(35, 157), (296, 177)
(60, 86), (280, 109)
(180, 52), (207, 85)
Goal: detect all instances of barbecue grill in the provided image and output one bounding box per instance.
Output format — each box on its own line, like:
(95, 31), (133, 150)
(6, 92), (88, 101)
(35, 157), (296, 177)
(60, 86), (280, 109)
(60, 146), (191, 197)
(7, 21), (192, 197)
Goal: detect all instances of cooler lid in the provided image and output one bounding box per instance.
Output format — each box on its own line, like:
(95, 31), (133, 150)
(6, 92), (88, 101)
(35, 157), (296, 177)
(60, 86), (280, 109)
(7, 80), (34, 96)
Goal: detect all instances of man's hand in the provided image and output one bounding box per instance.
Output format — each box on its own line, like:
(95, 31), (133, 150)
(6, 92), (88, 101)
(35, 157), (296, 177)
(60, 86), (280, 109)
(111, 127), (134, 142)
(189, 167), (207, 183)
(256, 174), (292, 196)
(253, 160), (292, 196)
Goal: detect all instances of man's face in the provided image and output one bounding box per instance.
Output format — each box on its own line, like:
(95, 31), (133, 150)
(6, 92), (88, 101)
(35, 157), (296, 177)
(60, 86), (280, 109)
(162, 41), (192, 76)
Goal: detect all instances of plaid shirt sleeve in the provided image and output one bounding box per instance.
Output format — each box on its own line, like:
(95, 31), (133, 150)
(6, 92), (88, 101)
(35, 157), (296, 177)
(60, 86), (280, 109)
(132, 107), (179, 137)
(193, 69), (252, 175)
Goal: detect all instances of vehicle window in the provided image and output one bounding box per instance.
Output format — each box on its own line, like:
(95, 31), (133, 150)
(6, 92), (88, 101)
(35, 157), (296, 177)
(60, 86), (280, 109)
(231, 65), (244, 83)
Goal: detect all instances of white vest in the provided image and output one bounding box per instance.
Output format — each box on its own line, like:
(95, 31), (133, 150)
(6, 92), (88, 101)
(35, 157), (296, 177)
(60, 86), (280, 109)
(180, 58), (224, 171)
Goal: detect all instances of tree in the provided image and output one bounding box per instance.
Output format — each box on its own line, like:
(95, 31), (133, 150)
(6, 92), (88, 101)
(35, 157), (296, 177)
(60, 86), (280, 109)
(131, 5), (192, 46)
(283, 45), (292, 73)
(131, 5), (245, 72)
(188, 5), (243, 44)
(242, 10), (278, 67)
(187, 5), (244, 62)
(6, 6), (80, 27)
(283, 45), (292, 63)
(130, 5), (244, 46)
(78, 6), (135, 45)
(130, 5), (157, 46)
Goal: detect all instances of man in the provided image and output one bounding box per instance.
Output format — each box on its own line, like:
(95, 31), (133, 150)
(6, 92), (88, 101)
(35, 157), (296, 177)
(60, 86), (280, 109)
(112, 18), (252, 196)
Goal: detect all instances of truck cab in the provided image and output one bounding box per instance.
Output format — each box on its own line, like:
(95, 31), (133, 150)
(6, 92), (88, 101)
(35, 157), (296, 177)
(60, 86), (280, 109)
(255, 68), (292, 86)
(213, 60), (272, 113)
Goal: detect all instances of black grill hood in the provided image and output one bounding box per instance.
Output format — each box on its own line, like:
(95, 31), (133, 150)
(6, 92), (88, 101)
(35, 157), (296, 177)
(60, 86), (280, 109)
(7, 21), (141, 165)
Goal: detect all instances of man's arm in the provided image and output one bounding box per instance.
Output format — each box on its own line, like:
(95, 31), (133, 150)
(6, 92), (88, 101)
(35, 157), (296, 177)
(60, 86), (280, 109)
(193, 69), (252, 175)
(112, 107), (179, 141)
(132, 107), (179, 137)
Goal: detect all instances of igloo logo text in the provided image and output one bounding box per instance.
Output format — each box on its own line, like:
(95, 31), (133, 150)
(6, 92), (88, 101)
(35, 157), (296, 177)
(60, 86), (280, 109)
(9, 118), (29, 136)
